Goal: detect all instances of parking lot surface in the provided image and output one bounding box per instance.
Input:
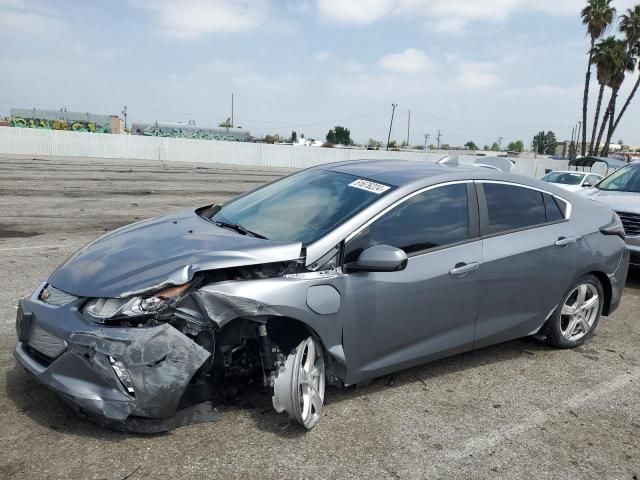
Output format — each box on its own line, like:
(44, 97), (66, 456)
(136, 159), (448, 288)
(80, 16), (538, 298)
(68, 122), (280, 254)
(0, 155), (639, 480)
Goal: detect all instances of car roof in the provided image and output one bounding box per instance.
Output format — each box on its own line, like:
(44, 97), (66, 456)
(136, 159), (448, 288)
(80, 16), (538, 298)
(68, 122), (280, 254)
(317, 159), (476, 187)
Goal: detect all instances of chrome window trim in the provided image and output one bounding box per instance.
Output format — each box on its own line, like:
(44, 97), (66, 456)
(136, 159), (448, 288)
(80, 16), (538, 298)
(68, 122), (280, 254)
(344, 180), (473, 243)
(477, 179), (572, 220)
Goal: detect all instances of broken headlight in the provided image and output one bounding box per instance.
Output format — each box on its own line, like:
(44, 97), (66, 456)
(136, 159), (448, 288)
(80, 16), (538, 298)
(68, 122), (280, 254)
(84, 283), (190, 323)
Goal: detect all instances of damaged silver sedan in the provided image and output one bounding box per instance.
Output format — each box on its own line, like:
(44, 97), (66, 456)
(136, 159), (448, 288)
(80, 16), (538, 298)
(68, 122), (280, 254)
(15, 160), (629, 431)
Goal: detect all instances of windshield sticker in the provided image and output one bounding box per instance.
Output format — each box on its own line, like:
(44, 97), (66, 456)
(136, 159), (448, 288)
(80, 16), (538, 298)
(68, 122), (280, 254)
(348, 179), (391, 194)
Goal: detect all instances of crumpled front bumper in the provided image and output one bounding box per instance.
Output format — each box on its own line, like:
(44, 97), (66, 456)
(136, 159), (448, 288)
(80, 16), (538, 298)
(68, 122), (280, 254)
(14, 284), (213, 431)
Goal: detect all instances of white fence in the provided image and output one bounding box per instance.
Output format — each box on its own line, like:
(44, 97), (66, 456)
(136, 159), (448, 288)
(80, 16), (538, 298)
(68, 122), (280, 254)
(0, 127), (567, 177)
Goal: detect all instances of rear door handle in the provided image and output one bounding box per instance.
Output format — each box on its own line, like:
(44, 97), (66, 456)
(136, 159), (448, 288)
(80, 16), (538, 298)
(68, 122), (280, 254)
(449, 262), (479, 276)
(554, 236), (578, 247)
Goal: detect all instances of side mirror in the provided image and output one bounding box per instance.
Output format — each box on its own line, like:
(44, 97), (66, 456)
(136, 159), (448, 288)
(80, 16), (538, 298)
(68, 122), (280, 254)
(347, 245), (408, 273)
(582, 182), (592, 188)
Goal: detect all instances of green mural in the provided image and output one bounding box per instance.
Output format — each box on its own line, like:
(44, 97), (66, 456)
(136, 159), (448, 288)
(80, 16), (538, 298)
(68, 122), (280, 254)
(10, 117), (110, 133)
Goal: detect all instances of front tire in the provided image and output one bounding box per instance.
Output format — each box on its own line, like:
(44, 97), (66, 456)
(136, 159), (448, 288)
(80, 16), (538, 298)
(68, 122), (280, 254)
(546, 274), (603, 349)
(272, 337), (325, 429)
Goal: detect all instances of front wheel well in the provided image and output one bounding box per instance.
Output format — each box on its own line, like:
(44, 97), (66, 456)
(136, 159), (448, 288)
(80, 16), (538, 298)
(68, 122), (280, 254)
(588, 271), (612, 316)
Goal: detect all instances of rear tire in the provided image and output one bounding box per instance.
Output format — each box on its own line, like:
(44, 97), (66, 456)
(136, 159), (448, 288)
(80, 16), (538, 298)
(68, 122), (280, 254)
(546, 274), (603, 349)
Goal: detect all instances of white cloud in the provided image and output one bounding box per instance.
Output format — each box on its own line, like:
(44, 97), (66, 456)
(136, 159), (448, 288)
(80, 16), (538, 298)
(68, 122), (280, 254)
(132, 0), (268, 38)
(311, 51), (332, 62)
(431, 18), (467, 34)
(455, 62), (499, 89)
(315, 0), (637, 28)
(378, 48), (433, 74)
(317, 0), (394, 24)
(0, 0), (63, 33)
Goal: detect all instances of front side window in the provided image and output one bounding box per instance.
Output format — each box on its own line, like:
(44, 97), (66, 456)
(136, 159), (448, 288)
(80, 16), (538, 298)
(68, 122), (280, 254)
(483, 183), (547, 235)
(211, 169), (393, 244)
(344, 183), (470, 263)
(597, 165), (640, 192)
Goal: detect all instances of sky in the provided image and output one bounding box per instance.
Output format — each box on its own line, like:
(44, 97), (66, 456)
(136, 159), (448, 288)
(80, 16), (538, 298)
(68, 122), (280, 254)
(1, 0), (639, 147)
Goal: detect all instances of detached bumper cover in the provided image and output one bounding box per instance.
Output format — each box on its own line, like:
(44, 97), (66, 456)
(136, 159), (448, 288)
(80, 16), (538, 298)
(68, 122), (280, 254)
(14, 285), (211, 429)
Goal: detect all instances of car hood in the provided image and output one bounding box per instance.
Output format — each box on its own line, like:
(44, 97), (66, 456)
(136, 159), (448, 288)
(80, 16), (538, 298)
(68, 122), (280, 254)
(48, 209), (303, 298)
(580, 188), (640, 213)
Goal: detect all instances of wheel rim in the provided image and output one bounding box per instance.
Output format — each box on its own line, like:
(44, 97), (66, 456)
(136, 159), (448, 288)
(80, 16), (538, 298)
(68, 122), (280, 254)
(296, 338), (325, 428)
(560, 283), (599, 341)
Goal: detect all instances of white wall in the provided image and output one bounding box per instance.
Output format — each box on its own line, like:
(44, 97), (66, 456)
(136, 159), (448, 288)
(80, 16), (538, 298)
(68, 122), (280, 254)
(0, 127), (567, 177)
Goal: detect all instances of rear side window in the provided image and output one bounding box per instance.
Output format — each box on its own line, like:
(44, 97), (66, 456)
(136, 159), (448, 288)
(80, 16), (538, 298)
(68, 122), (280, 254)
(344, 183), (469, 263)
(483, 183), (546, 235)
(543, 193), (565, 222)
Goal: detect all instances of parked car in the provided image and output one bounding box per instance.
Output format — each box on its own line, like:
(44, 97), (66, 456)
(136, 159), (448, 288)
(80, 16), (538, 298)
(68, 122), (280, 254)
(579, 162), (640, 267)
(15, 160), (629, 431)
(541, 170), (603, 193)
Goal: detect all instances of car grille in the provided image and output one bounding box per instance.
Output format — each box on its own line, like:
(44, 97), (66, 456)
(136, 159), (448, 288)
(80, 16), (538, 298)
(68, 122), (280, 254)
(616, 211), (640, 237)
(27, 324), (67, 359)
(39, 284), (77, 306)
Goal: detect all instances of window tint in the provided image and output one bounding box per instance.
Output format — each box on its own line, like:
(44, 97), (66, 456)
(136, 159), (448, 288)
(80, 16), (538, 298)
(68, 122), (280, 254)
(345, 184), (469, 263)
(543, 193), (565, 222)
(483, 184), (546, 234)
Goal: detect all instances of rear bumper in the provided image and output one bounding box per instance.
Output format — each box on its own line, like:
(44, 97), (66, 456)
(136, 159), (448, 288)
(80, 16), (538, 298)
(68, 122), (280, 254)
(14, 284), (212, 430)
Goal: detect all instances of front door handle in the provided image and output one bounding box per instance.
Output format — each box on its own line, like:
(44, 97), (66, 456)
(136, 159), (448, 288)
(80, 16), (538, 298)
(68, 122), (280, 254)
(449, 262), (479, 276)
(554, 236), (578, 247)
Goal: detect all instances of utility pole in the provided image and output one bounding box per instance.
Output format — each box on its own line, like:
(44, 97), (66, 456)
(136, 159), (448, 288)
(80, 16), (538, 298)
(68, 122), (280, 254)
(231, 93), (234, 128)
(424, 133), (430, 151)
(497, 136), (503, 151)
(406, 109), (411, 147)
(436, 130), (442, 149)
(386, 103), (397, 151)
(121, 105), (128, 131)
(569, 125), (576, 160)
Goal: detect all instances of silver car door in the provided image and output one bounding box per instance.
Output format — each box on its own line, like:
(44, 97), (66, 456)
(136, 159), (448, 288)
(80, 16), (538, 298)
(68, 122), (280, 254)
(474, 181), (580, 348)
(340, 182), (482, 385)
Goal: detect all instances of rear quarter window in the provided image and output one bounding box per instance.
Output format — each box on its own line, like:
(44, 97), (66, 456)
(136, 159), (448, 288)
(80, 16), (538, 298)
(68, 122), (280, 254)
(483, 183), (547, 235)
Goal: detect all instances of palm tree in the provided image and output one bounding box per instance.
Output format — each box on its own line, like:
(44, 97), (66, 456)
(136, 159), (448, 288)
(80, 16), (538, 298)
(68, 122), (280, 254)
(589, 37), (618, 155)
(581, 0), (616, 156)
(593, 39), (628, 155)
(603, 6), (640, 154)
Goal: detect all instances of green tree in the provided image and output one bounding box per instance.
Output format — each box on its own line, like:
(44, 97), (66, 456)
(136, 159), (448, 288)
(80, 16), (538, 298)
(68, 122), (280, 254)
(291, 130), (298, 143)
(326, 126), (351, 145)
(593, 39), (629, 155)
(581, 0), (617, 156)
(464, 141), (478, 150)
(533, 131), (555, 155)
(483, 145), (490, 151)
(589, 36), (620, 154)
(507, 140), (524, 152)
(367, 138), (382, 149)
(545, 131), (557, 155)
(490, 142), (500, 151)
(218, 118), (232, 128)
(604, 6), (640, 155)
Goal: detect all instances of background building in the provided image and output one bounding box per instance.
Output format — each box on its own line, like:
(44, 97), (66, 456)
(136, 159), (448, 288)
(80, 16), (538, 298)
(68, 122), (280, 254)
(131, 121), (250, 141)
(10, 108), (123, 134)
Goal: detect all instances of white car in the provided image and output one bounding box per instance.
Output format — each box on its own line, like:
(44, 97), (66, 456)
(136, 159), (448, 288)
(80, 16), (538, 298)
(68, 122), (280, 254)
(540, 170), (603, 193)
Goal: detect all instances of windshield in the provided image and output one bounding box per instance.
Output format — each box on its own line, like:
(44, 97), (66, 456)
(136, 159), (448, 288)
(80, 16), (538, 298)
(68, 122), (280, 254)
(597, 165), (640, 192)
(211, 169), (393, 244)
(541, 172), (584, 185)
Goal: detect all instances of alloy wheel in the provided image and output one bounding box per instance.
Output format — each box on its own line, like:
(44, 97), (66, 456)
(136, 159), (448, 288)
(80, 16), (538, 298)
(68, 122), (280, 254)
(560, 283), (600, 342)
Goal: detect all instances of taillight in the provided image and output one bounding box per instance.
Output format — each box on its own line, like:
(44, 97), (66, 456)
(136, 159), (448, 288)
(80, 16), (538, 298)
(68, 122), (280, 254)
(600, 212), (626, 240)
